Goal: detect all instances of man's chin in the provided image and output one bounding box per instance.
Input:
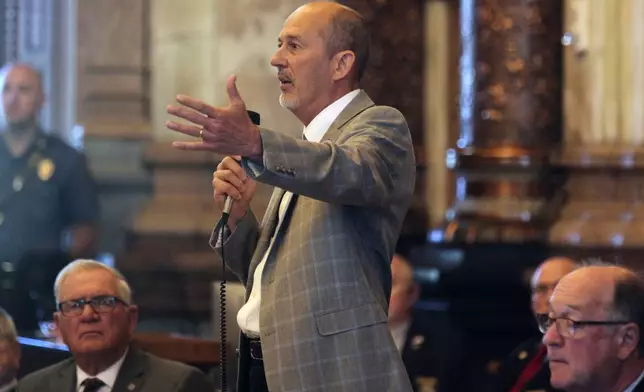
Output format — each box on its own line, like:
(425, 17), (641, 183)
(279, 94), (299, 111)
(5, 118), (36, 132)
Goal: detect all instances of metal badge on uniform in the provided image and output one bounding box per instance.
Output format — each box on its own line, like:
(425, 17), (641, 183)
(12, 176), (23, 192)
(127, 383), (136, 391)
(38, 158), (55, 181)
(518, 350), (528, 360)
(415, 376), (438, 392)
(411, 335), (425, 350)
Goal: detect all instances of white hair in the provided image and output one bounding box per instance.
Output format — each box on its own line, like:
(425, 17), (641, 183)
(0, 307), (17, 342)
(54, 259), (133, 305)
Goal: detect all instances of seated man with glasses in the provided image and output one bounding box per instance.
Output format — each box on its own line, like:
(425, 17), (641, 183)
(16, 259), (214, 392)
(488, 256), (577, 392)
(543, 262), (644, 392)
(0, 307), (19, 392)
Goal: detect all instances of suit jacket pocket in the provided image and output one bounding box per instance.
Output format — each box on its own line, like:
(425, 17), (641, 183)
(315, 303), (387, 336)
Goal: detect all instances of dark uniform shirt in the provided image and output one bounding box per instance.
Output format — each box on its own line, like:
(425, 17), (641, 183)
(488, 336), (562, 392)
(0, 130), (98, 330)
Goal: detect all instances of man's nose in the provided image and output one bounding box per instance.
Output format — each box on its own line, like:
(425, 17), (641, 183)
(79, 304), (100, 320)
(542, 322), (563, 346)
(270, 50), (286, 68)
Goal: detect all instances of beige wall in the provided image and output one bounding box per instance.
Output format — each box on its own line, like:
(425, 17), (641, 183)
(150, 0), (308, 141)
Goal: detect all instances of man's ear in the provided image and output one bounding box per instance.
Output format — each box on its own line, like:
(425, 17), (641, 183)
(331, 50), (356, 82)
(128, 305), (139, 334)
(617, 323), (640, 360)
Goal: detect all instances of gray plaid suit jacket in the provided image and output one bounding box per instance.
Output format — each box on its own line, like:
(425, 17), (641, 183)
(210, 91), (415, 392)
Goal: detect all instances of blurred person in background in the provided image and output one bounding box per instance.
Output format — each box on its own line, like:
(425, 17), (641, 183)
(388, 254), (466, 392)
(543, 263), (644, 392)
(0, 307), (19, 392)
(488, 256), (577, 392)
(0, 62), (99, 333)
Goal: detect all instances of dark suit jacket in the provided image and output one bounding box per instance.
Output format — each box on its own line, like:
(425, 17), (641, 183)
(400, 311), (466, 392)
(16, 347), (213, 392)
(634, 378), (644, 392)
(488, 336), (561, 392)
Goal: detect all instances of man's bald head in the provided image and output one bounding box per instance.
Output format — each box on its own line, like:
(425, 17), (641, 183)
(531, 257), (578, 315)
(1, 62), (44, 131)
(556, 264), (644, 324)
(291, 2), (370, 83)
(544, 264), (644, 390)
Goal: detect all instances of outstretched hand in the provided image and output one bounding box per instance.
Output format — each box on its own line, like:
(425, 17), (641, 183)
(166, 74), (262, 157)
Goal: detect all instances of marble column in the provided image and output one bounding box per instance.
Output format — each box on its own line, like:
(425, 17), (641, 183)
(424, 0), (459, 229)
(439, 0), (564, 243)
(548, 0), (644, 248)
(563, 0), (644, 147)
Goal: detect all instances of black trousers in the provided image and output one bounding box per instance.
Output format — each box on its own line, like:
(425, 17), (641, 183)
(248, 360), (268, 392)
(238, 336), (268, 392)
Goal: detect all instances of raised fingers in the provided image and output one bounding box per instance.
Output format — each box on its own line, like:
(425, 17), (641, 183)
(175, 95), (222, 118)
(166, 105), (211, 126)
(165, 120), (202, 138)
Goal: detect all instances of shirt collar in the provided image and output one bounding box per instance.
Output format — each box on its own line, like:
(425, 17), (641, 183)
(0, 378), (17, 392)
(302, 89), (361, 142)
(76, 348), (128, 391)
(624, 369), (644, 392)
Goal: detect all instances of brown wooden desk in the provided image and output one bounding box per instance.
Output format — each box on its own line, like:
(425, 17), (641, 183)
(132, 333), (221, 365)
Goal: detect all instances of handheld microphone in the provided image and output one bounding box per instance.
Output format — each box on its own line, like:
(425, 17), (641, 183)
(217, 109), (260, 392)
(221, 110), (260, 222)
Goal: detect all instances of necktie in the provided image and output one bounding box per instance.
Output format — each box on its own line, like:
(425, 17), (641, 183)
(82, 377), (105, 392)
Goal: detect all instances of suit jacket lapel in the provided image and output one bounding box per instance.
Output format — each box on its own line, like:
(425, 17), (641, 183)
(322, 90), (375, 143)
(246, 187), (286, 287)
(112, 347), (146, 392)
(53, 359), (76, 392)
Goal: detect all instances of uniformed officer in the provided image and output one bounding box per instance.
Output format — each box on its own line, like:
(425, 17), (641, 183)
(389, 254), (467, 392)
(488, 257), (578, 392)
(0, 63), (99, 333)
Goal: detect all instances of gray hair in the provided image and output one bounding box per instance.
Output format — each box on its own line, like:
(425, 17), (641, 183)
(0, 307), (17, 342)
(54, 259), (133, 305)
(324, 4), (370, 83)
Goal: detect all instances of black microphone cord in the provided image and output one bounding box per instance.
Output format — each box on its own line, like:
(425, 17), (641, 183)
(216, 208), (231, 392)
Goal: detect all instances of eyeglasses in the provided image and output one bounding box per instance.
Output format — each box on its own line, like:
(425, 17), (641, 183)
(536, 313), (631, 338)
(58, 295), (127, 317)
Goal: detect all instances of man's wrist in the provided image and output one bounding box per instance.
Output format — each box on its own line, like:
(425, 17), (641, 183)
(246, 125), (263, 162)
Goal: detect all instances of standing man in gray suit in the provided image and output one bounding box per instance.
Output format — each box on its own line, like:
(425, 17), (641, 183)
(17, 260), (213, 392)
(166, 2), (415, 391)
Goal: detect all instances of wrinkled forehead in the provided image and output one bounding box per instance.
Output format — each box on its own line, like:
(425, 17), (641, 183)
(280, 7), (330, 41)
(4, 65), (40, 88)
(59, 269), (119, 301)
(549, 273), (614, 317)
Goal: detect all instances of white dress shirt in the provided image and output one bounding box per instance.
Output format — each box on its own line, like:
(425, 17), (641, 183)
(389, 321), (411, 353)
(624, 369), (644, 392)
(237, 89), (361, 337)
(76, 348), (128, 392)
